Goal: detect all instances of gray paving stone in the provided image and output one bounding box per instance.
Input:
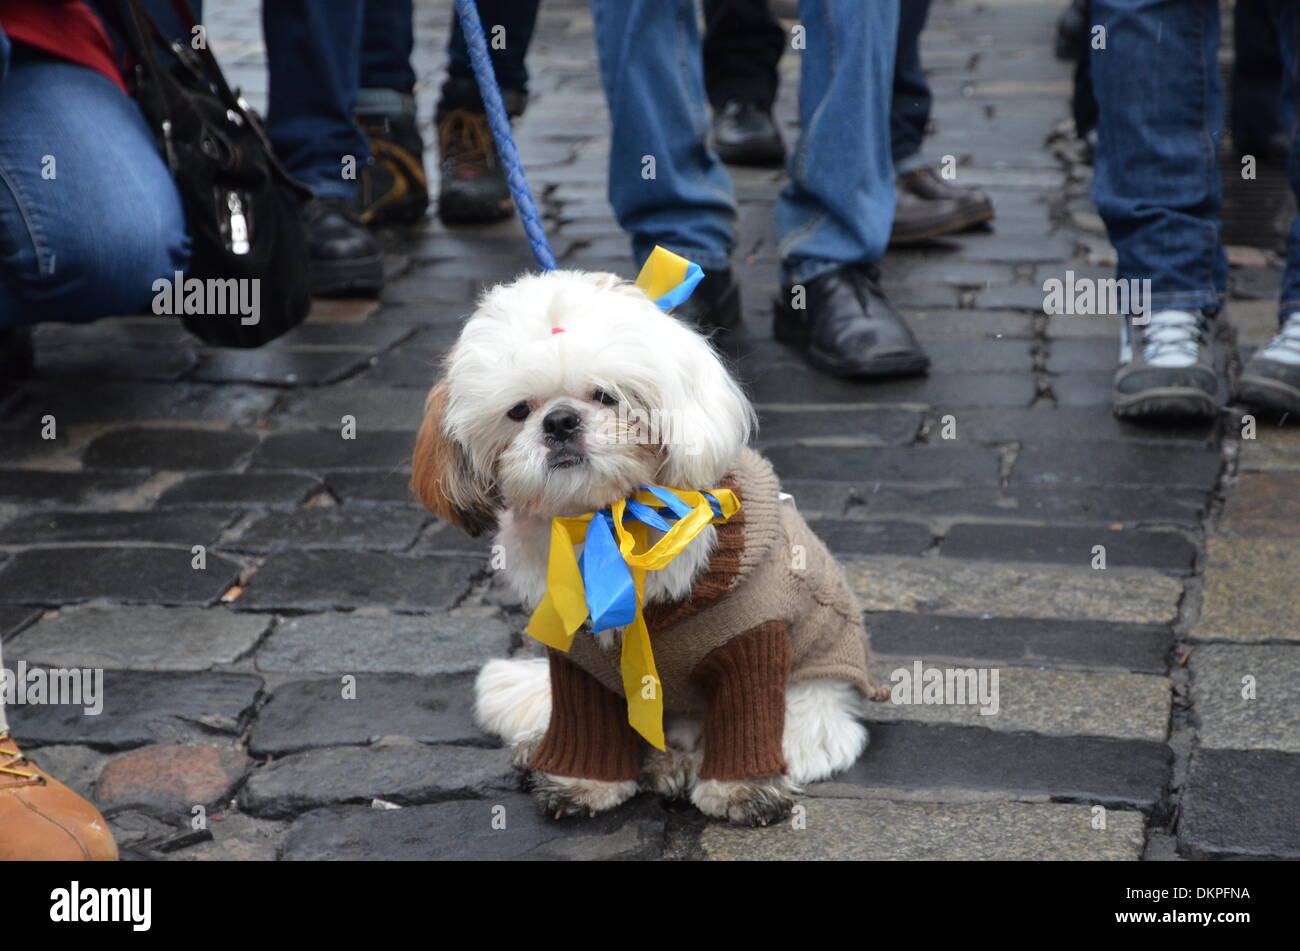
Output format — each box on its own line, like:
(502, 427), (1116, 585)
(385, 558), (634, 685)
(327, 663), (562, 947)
(0, 509), (238, 545)
(700, 798), (1145, 860)
(237, 551), (478, 611)
(0, 547), (242, 607)
(255, 611), (512, 676)
(930, 406), (1217, 445)
(753, 407), (922, 447)
(744, 366), (1037, 408)
(190, 350), (373, 386)
(271, 385), (428, 430)
(1189, 644), (1300, 753)
(1050, 370), (1116, 407)
(0, 470), (146, 507)
(971, 284), (1051, 311)
(940, 523), (1197, 572)
(247, 674), (482, 756)
(827, 722), (1170, 810)
(7, 604), (269, 671)
(1178, 748), (1300, 859)
(808, 518), (932, 556)
(846, 482), (1207, 526)
(21, 744), (110, 800)
(174, 811), (289, 862)
(865, 612), (1171, 673)
(902, 308), (1035, 341)
(282, 793), (667, 860)
(250, 429), (415, 471)
(6, 670), (262, 750)
(863, 661), (1170, 741)
(227, 507), (425, 553)
(82, 427), (259, 471)
(1192, 537), (1300, 642)
(5, 382), (278, 426)
(765, 446), (1002, 484)
(411, 521), (495, 556)
(844, 556), (1183, 624)
(264, 322), (416, 350)
(324, 471), (420, 505)
(1011, 440), (1222, 489)
(241, 741), (517, 818)
(1048, 338), (1131, 373)
(0, 605), (40, 643)
(34, 341), (196, 382)
(156, 472), (321, 508)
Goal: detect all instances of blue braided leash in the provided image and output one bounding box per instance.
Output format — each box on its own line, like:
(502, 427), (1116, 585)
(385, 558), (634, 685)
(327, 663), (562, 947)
(453, 0), (558, 272)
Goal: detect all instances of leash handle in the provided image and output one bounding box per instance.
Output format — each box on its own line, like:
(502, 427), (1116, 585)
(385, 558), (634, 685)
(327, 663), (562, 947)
(453, 0), (558, 272)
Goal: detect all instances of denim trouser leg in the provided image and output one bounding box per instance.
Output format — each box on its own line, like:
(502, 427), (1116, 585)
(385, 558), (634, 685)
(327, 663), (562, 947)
(591, 0), (736, 273)
(0, 51), (189, 328)
(360, 0), (416, 97)
(892, 0), (934, 170)
(1090, 0), (1227, 314)
(263, 0), (368, 199)
(778, 0), (899, 285)
(446, 0), (542, 94)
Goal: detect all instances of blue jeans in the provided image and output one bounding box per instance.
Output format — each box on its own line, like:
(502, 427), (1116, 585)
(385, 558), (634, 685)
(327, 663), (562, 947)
(892, 0), (934, 170)
(263, 0), (369, 199)
(1090, 0), (1300, 321)
(0, 42), (189, 328)
(591, 0), (899, 285)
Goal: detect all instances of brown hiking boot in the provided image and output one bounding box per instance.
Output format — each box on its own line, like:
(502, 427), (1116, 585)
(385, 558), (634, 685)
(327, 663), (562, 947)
(436, 107), (514, 225)
(0, 731), (118, 861)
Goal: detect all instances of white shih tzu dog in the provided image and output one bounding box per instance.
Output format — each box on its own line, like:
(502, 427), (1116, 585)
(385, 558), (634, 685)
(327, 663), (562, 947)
(411, 268), (885, 826)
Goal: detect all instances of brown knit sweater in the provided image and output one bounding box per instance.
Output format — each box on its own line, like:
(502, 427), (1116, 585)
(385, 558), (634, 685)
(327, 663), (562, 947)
(528, 447), (876, 782)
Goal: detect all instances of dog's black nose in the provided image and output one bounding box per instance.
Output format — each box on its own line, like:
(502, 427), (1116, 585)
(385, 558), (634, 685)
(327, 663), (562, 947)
(542, 406), (582, 442)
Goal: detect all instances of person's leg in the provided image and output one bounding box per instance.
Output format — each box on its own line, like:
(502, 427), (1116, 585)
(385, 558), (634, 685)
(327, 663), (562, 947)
(1239, 0), (1300, 415)
(702, 0), (785, 111)
(777, 0), (897, 284)
(701, 0), (787, 167)
(1231, 0), (1285, 158)
(890, 0), (932, 173)
(435, 0), (542, 225)
(0, 50), (189, 328)
(263, 1), (382, 296)
(1091, 0), (1225, 420)
(772, 0), (928, 380)
(591, 0), (737, 277)
(360, 0), (416, 99)
(262, 0), (367, 200)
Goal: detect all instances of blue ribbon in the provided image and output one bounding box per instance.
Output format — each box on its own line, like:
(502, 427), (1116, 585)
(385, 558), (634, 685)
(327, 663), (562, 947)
(576, 486), (722, 633)
(653, 262), (705, 313)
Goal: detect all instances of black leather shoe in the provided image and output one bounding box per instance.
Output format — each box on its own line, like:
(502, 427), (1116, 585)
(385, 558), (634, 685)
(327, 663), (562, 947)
(774, 265), (929, 379)
(302, 197), (384, 298)
(712, 100), (785, 168)
(672, 267), (742, 337)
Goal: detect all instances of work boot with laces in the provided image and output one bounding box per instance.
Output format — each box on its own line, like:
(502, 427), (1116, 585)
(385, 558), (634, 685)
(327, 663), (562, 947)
(0, 731), (118, 860)
(1237, 312), (1300, 417)
(435, 78), (526, 225)
(1113, 309), (1218, 420)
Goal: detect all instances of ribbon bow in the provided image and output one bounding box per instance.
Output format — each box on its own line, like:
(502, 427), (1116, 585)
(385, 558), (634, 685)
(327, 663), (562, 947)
(526, 486), (740, 750)
(635, 246), (705, 313)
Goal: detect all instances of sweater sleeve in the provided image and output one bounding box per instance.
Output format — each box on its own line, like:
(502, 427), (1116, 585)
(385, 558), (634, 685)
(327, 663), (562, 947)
(526, 649), (642, 781)
(691, 620), (790, 781)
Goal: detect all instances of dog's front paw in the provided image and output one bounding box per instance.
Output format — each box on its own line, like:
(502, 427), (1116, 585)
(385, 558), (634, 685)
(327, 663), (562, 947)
(528, 772), (639, 819)
(509, 730), (546, 771)
(691, 775), (798, 827)
(641, 745), (701, 800)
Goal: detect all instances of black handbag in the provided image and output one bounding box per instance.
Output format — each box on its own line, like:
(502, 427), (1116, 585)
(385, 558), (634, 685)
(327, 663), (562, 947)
(107, 0), (313, 348)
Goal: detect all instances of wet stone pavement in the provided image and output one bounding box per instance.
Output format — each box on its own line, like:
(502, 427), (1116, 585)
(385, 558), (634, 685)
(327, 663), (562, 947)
(1, 0), (1297, 860)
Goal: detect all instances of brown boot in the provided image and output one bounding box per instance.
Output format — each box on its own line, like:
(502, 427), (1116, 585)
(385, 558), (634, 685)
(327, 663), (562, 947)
(0, 732), (118, 861)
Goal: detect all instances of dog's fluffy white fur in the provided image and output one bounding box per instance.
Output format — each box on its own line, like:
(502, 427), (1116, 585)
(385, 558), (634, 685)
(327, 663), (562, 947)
(415, 270), (868, 824)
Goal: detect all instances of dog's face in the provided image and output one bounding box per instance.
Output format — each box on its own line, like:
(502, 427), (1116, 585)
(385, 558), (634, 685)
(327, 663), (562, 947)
(412, 271), (755, 534)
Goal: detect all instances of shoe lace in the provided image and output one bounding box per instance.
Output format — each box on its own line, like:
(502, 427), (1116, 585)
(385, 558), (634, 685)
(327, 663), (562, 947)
(1140, 310), (1205, 364)
(0, 732), (40, 789)
(438, 109), (498, 171)
(1262, 312), (1300, 359)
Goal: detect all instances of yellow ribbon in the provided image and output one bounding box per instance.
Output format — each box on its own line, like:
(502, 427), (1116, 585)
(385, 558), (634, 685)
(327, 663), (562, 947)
(526, 487), (740, 750)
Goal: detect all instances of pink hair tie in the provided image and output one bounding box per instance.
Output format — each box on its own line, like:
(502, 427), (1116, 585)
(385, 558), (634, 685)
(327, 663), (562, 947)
(551, 327), (565, 335)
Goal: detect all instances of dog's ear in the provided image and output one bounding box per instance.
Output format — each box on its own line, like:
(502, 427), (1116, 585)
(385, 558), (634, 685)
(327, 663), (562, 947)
(411, 381), (498, 537)
(583, 271), (648, 300)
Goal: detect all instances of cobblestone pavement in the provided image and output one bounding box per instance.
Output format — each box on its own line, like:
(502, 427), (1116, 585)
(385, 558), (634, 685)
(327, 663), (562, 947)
(1, 0), (1296, 861)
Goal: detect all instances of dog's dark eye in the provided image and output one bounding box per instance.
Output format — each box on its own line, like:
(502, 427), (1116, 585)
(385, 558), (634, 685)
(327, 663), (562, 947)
(506, 401), (531, 421)
(592, 389), (620, 407)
